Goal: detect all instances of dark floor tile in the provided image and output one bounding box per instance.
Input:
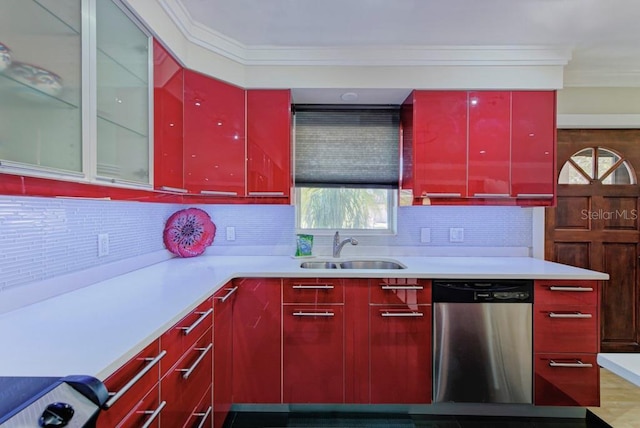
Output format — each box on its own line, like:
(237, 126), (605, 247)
(411, 414), (461, 428)
(226, 411), (289, 428)
(530, 418), (589, 428)
(454, 416), (535, 428)
(584, 411), (612, 428)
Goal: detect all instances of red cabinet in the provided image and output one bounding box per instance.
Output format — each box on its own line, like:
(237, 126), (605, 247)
(213, 283), (237, 428)
(369, 279), (432, 404)
(97, 340), (164, 427)
(533, 280), (600, 406)
(247, 90), (291, 201)
(402, 90), (556, 205)
(511, 91), (556, 201)
(184, 70), (246, 196)
(403, 91), (468, 199)
(232, 278), (282, 403)
(283, 277), (346, 403)
(467, 91), (511, 198)
(153, 40), (185, 193)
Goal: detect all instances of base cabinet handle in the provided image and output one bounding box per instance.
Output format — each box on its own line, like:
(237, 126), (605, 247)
(292, 284), (334, 289)
(215, 286), (238, 302)
(549, 360), (593, 368)
(180, 308), (213, 335)
(139, 401), (166, 428)
(293, 311), (334, 317)
(381, 311), (424, 317)
(380, 285), (423, 290)
(548, 312), (593, 319)
(194, 405), (213, 428)
(178, 343), (213, 379)
(549, 286), (594, 292)
(104, 350), (167, 408)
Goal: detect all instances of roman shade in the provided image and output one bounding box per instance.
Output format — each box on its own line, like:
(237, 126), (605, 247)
(294, 107), (400, 187)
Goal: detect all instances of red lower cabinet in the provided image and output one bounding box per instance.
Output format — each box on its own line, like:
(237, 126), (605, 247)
(161, 329), (213, 426)
(213, 283), (237, 428)
(97, 340), (164, 428)
(283, 304), (345, 403)
(534, 353), (599, 406)
(369, 305), (432, 404)
(232, 278), (282, 403)
(185, 385), (213, 428)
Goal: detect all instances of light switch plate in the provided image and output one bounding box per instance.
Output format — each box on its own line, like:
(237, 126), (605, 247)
(226, 226), (236, 241)
(449, 227), (464, 242)
(98, 233), (110, 257)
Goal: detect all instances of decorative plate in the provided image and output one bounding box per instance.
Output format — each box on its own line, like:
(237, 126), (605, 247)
(163, 208), (216, 258)
(5, 61), (63, 97)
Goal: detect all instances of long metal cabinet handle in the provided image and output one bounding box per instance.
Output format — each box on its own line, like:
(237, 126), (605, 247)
(293, 311), (334, 317)
(422, 193), (462, 198)
(549, 360), (593, 368)
(549, 312), (592, 319)
(292, 284), (334, 289)
(381, 311), (424, 317)
(380, 285), (423, 290)
(516, 193), (554, 199)
(180, 308), (213, 335)
(140, 401), (166, 428)
(248, 191), (285, 196)
(549, 286), (594, 292)
(472, 193), (510, 198)
(194, 406), (213, 428)
(104, 350), (167, 408)
(215, 286), (238, 302)
(200, 190), (238, 196)
(178, 343), (213, 379)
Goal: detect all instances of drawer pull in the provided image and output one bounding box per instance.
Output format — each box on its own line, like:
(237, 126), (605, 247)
(548, 312), (593, 319)
(472, 193), (510, 198)
(381, 311), (424, 317)
(292, 284), (334, 290)
(421, 193), (462, 198)
(178, 343), (213, 379)
(549, 286), (594, 292)
(293, 311), (334, 317)
(140, 401), (166, 428)
(549, 360), (593, 368)
(380, 285), (423, 290)
(215, 286), (238, 302)
(104, 350), (167, 409)
(248, 191), (285, 196)
(200, 190), (238, 196)
(516, 193), (554, 199)
(180, 308), (213, 335)
(194, 406), (213, 428)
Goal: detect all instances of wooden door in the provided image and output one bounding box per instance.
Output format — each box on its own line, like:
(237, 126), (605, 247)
(545, 129), (640, 352)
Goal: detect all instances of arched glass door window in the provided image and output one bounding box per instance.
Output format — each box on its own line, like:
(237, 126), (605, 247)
(558, 147), (637, 185)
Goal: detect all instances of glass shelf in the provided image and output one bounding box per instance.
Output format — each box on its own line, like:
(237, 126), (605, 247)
(0, 72), (80, 109)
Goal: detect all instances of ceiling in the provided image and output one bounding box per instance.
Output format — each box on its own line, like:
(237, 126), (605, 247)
(167, 0), (640, 103)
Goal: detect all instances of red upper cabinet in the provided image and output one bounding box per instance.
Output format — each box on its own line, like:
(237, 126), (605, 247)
(511, 91), (556, 202)
(407, 91), (468, 199)
(184, 70), (246, 196)
(153, 40), (184, 192)
(467, 91), (511, 198)
(247, 90), (292, 201)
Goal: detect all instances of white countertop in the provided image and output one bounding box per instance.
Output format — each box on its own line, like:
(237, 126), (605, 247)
(598, 353), (640, 387)
(0, 255), (608, 380)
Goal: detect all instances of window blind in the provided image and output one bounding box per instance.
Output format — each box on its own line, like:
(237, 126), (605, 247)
(294, 107), (400, 187)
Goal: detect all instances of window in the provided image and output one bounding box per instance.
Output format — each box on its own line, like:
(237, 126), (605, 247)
(559, 147), (636, 185)
(294, 107), (399, 234)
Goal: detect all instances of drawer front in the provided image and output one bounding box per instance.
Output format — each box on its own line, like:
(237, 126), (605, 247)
(160, 296), (213, 376)
(535, 280), (598, 305)
(184, 385), (213, 428)
(534, 304), (598, 353)
(98, 340), (163, 427)
(111, 385), (162, 428)
(283, 278), (344, 304)
(162, 328), (213, 427)
(534, 353), (599, 407)
(370, 279), (431, 305)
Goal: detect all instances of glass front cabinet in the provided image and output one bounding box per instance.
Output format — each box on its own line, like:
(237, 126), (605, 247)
(0, 0), (152, 187)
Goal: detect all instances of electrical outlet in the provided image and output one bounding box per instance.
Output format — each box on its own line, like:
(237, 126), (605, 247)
(449, 227), (464, 242)
(420, 228), (431, 243)
(226, 226), (236, 241)
(98, 233), (110, 257)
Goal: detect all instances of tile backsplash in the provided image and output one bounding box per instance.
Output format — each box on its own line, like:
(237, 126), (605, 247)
(0, 196), (534, 294)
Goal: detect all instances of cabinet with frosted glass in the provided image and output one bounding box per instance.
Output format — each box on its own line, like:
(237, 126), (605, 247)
(0, 0), (152, 187)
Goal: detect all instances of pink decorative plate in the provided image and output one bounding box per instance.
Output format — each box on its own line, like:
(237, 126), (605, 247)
(163, 208), (216, 258)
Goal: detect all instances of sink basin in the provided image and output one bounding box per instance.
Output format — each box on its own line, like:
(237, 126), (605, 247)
(339, 260), (405, 270)
(299, 259), (405, 269)
(300, 261), (339, 269)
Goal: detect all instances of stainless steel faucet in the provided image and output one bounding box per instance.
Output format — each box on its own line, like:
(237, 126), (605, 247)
(333, 231), (358, 257)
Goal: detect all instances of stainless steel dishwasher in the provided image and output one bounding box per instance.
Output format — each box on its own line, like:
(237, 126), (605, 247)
(432, 279), (533, 404)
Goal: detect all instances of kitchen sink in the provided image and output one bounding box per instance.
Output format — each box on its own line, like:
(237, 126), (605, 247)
(299, 261), (339, 269)
(299, 259), (406, 270)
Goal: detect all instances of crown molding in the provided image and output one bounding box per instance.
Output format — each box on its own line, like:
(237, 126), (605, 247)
(158, 0), (572, 68)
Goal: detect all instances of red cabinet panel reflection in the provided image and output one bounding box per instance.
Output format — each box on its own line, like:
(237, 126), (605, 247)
(184, 70), (245, 196)
(153, 40), (184, 192)
(247, 90), (291, 201)
(511, 91), (556, 201)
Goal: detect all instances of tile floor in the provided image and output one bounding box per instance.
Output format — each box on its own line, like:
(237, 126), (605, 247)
(224, 368), (640, 428)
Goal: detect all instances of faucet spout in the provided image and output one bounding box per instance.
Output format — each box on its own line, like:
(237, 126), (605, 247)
(333, 231), (358, 258)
